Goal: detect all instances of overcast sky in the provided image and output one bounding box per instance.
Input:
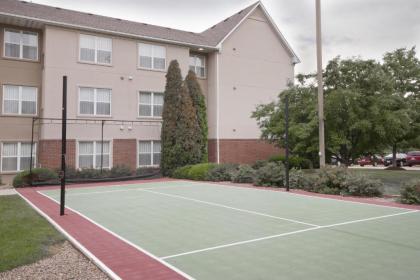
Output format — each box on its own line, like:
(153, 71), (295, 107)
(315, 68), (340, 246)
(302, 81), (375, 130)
(31, 0), (420, 75)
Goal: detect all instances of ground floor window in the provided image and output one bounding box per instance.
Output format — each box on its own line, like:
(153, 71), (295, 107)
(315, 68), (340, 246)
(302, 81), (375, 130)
(78, 141), (110, 169)
(1, 142), (36, 172)
(138, 141), (161, 167)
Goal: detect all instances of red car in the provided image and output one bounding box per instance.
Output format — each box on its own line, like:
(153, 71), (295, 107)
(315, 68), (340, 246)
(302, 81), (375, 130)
(406, 151), (420, 167)
(357, 155), (384, 167)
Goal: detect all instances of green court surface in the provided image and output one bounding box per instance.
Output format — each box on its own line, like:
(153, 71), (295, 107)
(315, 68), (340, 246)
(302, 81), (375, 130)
(40, 181), (420, 280)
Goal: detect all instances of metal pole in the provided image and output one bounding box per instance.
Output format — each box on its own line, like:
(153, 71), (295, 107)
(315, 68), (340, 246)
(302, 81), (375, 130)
(316, 0), (326, 167)
(100, 120), (104, 172)
(285, 93), (290, 191)
(60, 76), (67, 216)
(29, 117), (35, 177)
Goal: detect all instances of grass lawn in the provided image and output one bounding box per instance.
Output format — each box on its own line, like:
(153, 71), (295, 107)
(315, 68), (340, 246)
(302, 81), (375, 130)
(0, 195), (64, 272)
(349, 169), (420, 195)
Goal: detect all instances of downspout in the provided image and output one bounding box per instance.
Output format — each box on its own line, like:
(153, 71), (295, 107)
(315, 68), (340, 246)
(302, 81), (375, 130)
(216, 51), (220, 164)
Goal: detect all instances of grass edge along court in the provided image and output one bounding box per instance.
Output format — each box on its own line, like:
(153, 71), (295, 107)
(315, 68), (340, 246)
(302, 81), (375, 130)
(17, 180), (420, 280)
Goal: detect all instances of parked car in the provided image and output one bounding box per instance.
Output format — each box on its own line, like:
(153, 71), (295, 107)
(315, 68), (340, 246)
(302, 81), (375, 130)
(406, 151), (420, 166)
(384, 153), (407, 166)
(357, 155), (384, 167)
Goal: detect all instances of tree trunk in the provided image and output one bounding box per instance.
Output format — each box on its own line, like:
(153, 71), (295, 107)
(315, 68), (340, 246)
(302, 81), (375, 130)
(392, 143), (397, 168)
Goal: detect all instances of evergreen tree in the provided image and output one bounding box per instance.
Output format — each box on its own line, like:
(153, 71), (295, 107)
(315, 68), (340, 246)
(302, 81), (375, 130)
(185, 70), (208, 162)
(161, 61), (202, 175)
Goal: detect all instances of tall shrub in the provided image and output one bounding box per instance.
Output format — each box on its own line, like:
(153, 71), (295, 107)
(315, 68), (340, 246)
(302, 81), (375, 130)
(185, 70), (208, 162)
(161, 60), (202, 175)
(161, 60), (184, 175)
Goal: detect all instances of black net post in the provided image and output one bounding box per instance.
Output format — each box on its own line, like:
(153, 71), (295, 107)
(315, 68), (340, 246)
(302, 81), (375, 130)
(60, 76), (67, 216)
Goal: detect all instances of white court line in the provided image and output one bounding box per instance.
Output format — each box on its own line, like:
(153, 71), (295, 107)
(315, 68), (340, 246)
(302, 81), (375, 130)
(191, 180), (415, 211)
(139, 189), (320, 227)
(16, 191), (122, 280)
(37, 191), (196, 280)
(161, 209), (419, 260)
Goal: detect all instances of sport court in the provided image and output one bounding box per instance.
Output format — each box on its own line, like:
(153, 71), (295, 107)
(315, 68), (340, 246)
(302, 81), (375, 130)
(38, 180), (420, 280)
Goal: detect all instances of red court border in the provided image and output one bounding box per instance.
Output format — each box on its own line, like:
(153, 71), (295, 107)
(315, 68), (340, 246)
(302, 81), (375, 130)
(16, 178), (420, 279)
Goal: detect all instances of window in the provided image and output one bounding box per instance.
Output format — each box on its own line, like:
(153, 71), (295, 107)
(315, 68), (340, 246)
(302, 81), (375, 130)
(78, 141), (110, 169)
(138, 43), (166, 70)
(79, 34), (112, 65)
(138, 141), (161, 166)
(139, 92), (164, 117)
(1, 142), (36, 172)
(2, 85), (37, 115)
(4, 29), (38, 60)
(189, 55), (206, 78)
(79, 87), (111, 116)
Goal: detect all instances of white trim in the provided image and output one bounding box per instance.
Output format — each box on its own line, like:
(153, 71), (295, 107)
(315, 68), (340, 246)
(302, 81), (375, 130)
(0, 12), (218, 51)
(137, 43), (167, 71)
(137, 140), (161, 168)
(139, 188), (319, 227)
(38, 192), (195, 280)
(76, 140), (113, 170)
(3, 28), (39, 61)
(78, 33), (113, 66)
(138, 91), (164, 118)
(189, 54), (206, 78)
(216, 2), (300, 63)
(78, 87), (112, 117)
(15, 191), (122, 280)
(0, 141), (36, 172)
(215, 52), (220, 164)
(2, 84), (38, 116)
(161, 209), (419, 259)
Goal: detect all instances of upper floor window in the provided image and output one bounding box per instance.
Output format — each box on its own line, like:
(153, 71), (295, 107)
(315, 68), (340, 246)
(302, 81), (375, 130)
(1, 142), (36, 172)
(4, 29), (38, 60)
(79, 87), (111, 116)
(189, 55), (206, 78)
(2, 85), (37, 115)
(138, 43), (166, 70)
(139, 92), (164, 118)
(78, 141), (110, 169)
(79, 34), (112, 65)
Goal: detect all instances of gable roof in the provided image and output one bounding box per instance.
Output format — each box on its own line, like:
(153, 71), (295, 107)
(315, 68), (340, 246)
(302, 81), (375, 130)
(0, 0), (299, 61)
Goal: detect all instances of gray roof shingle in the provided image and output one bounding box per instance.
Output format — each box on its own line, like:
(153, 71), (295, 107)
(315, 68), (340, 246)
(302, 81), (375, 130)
(0, 0), (258, 48)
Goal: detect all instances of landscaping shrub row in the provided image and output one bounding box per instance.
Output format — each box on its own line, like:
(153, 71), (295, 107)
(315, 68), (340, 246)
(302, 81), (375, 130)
(13, 165), (160, 188)
(171, 163), (386, 198)
(400, 180), (420, 205)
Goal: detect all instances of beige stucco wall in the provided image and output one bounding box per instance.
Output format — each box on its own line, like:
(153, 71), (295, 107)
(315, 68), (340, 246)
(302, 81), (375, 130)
(0, 25), (42, 140)
(214, 7), (295, 139)
(41, 25), (199, 140)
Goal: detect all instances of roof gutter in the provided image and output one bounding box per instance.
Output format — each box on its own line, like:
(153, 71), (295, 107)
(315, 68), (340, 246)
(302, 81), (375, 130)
(0, 12), (220, 51)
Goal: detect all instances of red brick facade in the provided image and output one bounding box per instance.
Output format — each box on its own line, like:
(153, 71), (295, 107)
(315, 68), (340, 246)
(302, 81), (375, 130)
(38, 139), (76, 169)
(113, 139), (137, 170)
(208, 139), (282, 164)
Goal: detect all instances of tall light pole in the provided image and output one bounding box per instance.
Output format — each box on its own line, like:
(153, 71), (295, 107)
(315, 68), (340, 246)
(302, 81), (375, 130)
(316, 0), (326, 167)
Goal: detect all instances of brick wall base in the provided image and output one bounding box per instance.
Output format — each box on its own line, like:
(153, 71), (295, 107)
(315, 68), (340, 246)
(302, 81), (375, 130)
(113, 139), (137, 170)
(208, 139), (282, 164)
(38, 139), (76, 169)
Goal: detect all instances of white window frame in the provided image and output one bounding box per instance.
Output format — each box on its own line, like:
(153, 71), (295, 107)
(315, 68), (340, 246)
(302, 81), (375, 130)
(138, 91), (164, 118)
(2, 85), (38, 116)
(78, 87), (112, 117)
(3, 28), (39, 61)
(79, 34), (113, 65)
(76, 140), (112, 170)
(137, 140), (161, 167)
(189, 54), (206, 78)
(138, 43), (166, 71)
(0, 142), (36, 173)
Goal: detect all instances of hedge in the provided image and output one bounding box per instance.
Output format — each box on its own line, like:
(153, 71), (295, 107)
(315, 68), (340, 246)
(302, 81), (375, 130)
(13, 168), (59, 188)
(400, 180), (420, 205)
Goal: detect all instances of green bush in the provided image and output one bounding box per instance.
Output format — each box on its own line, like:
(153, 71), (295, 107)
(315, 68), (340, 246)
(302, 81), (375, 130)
(255, 162), (285, 187)
(252, 160), (269, 170)
(231, 165), (256, 184)
(13, 168), (59, 188)
(400, 180), (420, 205)
(136, 167), (160, 176)
(343, 174), (383, 197)
(207, 163), (239, 181)
(109, 165), (132, 178)
(289, 169), (316, 190)
(269, 155), (312, 169)
(171, 163), (216, 181)
(312, 167), (349, 194)
(75, 168), (108, 179)
(172, 165), (192, 179)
